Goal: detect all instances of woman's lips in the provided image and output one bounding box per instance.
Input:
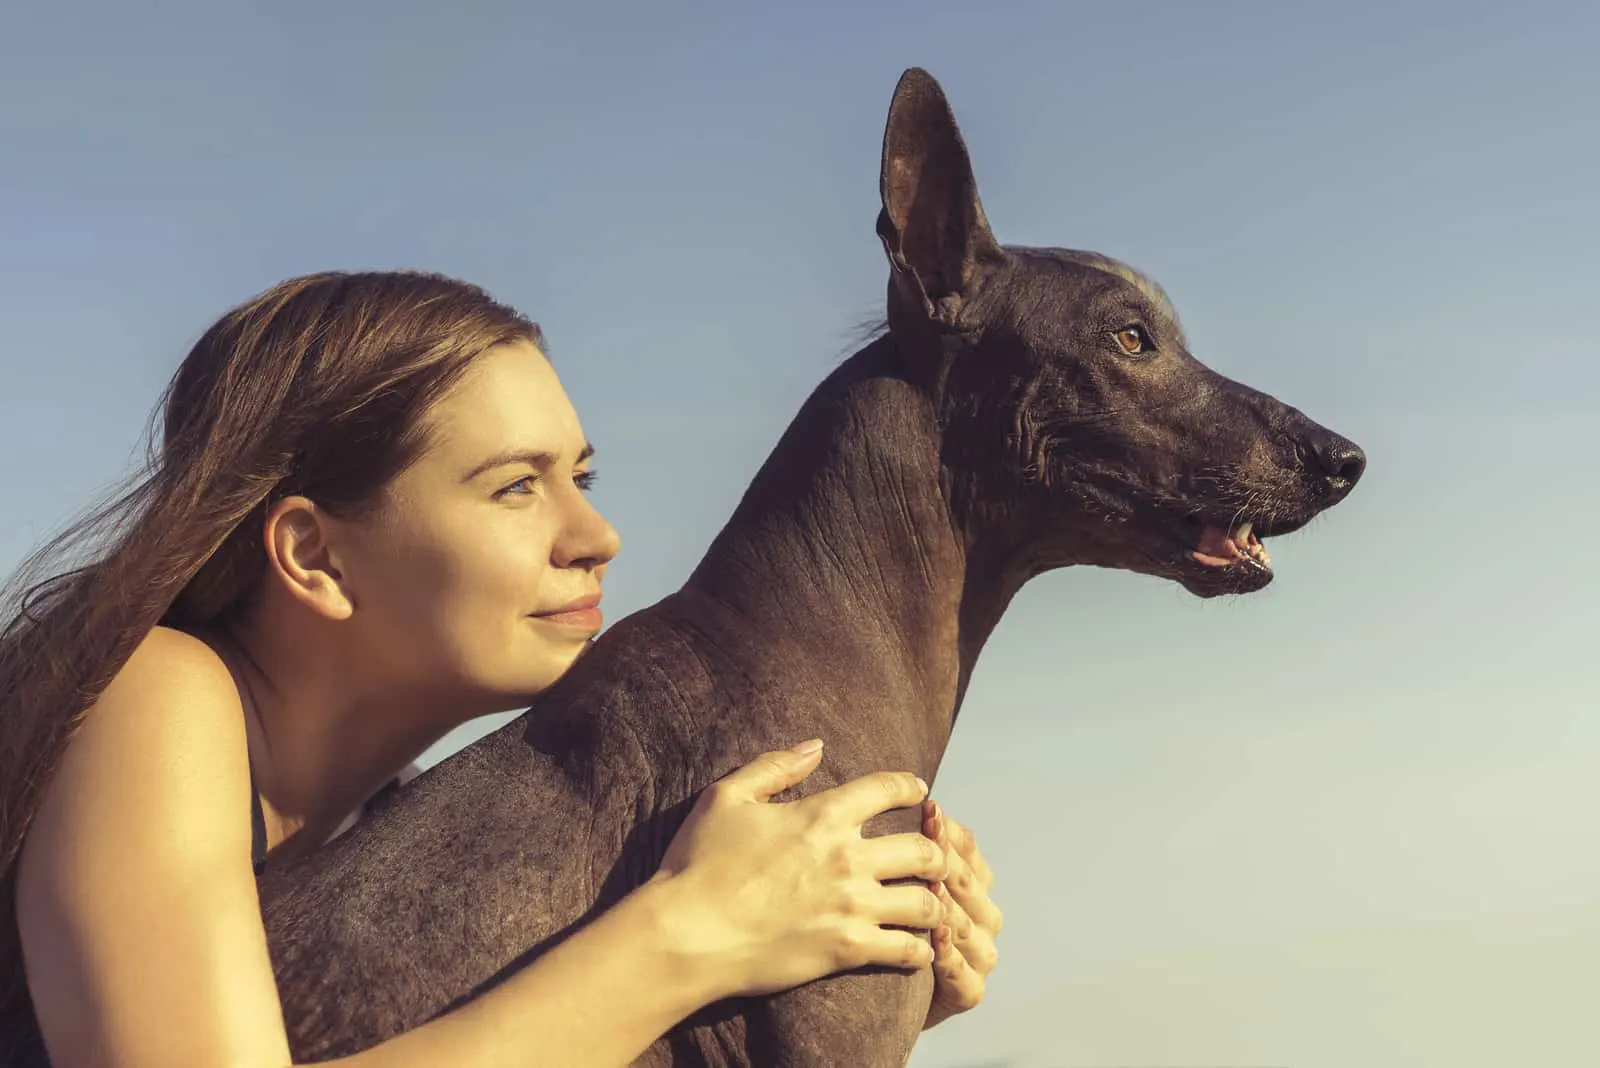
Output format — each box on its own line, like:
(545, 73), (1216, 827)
(532, 594), (602, 630)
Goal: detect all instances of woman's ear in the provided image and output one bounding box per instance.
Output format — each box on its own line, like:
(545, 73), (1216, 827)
(260, 496), (355, 621)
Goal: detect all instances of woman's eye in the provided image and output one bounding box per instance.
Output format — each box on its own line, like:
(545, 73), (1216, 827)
(1113, 326), (1146, 355)
(499, 475), (539, 497)
(574, 470), (598, 492)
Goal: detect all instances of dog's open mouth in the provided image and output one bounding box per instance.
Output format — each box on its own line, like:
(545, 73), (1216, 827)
(1191, 520), (1271, 572)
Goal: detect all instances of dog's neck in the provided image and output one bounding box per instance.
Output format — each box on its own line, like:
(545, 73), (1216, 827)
(684, 338), (1029, 765)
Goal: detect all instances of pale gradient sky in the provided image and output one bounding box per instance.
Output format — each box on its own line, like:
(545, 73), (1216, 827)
(3, 2), (1597, 1066)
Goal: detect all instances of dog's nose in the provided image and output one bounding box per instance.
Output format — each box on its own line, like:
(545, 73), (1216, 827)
(1304, 431), (1366, 498)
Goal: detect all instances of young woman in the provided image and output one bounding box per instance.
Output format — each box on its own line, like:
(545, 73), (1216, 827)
(0, 271), (1002, 1067)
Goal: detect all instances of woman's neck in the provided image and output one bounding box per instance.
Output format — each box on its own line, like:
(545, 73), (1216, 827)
(203, 601), (460, 860)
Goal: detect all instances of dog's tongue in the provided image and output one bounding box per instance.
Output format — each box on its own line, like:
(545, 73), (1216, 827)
(1192, 523), (1242, 567)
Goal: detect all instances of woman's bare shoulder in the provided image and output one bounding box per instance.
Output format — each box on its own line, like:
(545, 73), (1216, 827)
(114, 624), (243, 705)
(19, 623), (251, 880)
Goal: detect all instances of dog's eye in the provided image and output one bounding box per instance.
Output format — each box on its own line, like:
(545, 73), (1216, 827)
(1113, 326), (1146, 355)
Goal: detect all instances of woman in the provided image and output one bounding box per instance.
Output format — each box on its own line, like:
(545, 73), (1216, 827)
(0, 271), (1002, 1067)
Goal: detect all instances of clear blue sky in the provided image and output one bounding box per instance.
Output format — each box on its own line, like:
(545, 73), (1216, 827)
(3, 2), (1597, 1065)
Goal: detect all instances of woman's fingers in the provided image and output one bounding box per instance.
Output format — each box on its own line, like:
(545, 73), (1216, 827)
(862, 883), (947, 930)
(859, 831), (949, 882)
(936, 883), (973, 941)
(925, 804), (994, 888)
(932, 926), (981, 997)
(923, 925), (986, 1029)
(835, 926), (936, 972)
(938, 883), (997, 975)
(942, 842), (1003, 938)
(712, 740), (826, 803)
(807, 770), (929, 826)
(944, 813), (996, 892)
(929, 806), (1003, 936)
(920, 802), (1002, 988)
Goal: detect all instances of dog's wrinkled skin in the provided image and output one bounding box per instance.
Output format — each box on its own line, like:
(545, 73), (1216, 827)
(109, 70), (1362, 1068)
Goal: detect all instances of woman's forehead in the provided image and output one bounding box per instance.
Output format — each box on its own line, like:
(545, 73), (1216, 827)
(424, 342), (587, 464)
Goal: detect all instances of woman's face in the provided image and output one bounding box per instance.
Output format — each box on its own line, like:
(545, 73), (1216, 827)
(335, 339), (620, 715)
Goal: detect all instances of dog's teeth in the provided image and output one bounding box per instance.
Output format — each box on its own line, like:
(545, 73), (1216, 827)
(1235, 521), (1253, 543)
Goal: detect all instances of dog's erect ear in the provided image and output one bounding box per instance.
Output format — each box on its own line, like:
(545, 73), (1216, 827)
(877, 68), (1003, 326)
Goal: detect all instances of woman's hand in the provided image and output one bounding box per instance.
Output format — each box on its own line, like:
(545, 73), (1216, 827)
(920, 801), (1002, 1030)
(651, 739), (950, 998)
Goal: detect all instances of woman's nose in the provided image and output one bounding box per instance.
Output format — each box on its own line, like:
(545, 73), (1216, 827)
(554, 491), (620, 570)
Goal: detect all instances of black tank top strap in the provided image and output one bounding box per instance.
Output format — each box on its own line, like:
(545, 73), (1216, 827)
(248, 758), (268, 876)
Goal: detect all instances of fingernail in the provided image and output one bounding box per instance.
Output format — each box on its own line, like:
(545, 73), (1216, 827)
(915, 777), (929, 794)
(791, 738), (824, 754)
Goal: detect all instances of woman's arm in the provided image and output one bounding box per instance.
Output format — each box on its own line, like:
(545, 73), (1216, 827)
(343, 746), (942, 1067)
(17, 627), (295, 1067)
(335, 875), (718, 1068)
(17, 629), (946, 1068)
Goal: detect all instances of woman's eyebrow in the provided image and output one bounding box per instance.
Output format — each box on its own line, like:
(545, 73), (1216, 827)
(461, 442), (595, 482)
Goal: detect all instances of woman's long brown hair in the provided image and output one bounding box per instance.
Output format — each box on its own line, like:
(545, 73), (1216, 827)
(0, 269), (538, 1043)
